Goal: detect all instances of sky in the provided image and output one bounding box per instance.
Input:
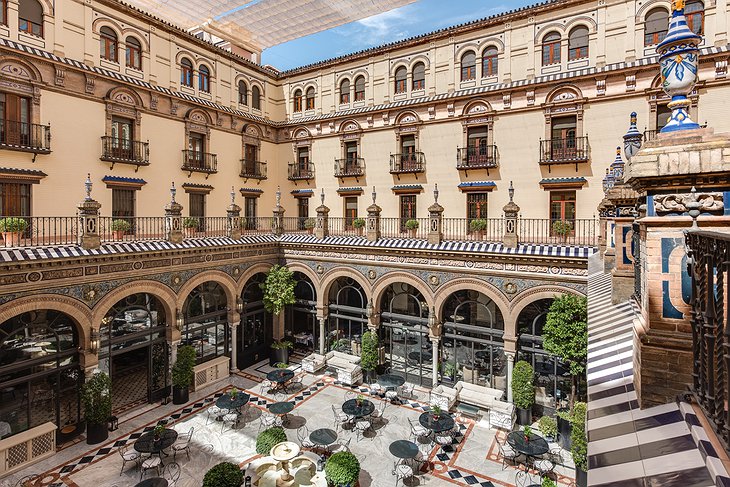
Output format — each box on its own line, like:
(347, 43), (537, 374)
(260, 0), (535, 71)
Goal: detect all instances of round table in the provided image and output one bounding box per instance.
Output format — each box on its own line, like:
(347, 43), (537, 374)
(377, 374), (406, 389)
(269, 401), (295, 424)
(506, 430), (549, 459)
(134, 428), (178, 456)
(418, 412), (455, 433)
(309, 428), (337, 447)
(389, 440), (419, 459)
(216, 392), (250, 411)
(408, 351), (432, 363)
(134, 478), (168, 487)
(267, 369), (295, 383)
(342, 398), (375, 418)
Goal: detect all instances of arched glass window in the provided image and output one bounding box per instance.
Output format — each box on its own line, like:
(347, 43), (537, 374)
(180, 58), (193, 87)
(645, 8), (669, 46)
(199, 65), (210, 93)
(394, 66), (407, 93)
(238, 80), (248, 105)
(18, 0), (43, 37)
(100, 26), (118, 62)
(340, 79), (350, 104)
(461, 51), (476, 81)
(252, 85), (261, 109)
(354, 76), (365, 101)
(285, 272), (317, 350)
(293, 89), (303, 112)
(305, 87), (315, 110)
(183, 282), (228, 363)
(686, 0), (704, 35)
(125, 36), (142, 70)
(412, 62), (425, 90)
(328, 277), (367, 351)
(542, 32), (561, 65)
(568, 26), (589, 60)
(482, 47), (498, 77)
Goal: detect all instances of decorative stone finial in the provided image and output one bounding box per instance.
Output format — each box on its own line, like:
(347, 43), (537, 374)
(434, 183), (439, 204)
(686, 186), (701, 229)
(170, 182), (176, 203)
(372, 186), (377, 204)
(623, 112), (643, 160)
(276, 186), (281, 207)
(508, 181), (515, 203)
(602, 168), (616, 194)
(320, 188), (325, 206)
(610, 146), (625, 182)
(230, 186), (235, 205)
(84, 173), (92, 201)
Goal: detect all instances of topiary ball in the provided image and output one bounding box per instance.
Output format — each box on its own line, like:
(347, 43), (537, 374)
(256, 426), (287, 455)
(325, 451), (360, 486)
(202, 462), (243, 487)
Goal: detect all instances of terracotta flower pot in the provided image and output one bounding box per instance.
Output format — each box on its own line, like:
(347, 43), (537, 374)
(1, 231), (23, 246)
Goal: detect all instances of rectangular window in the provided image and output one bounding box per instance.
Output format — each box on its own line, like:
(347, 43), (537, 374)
(188, 133), (205, 167)
(244, 197), (257, 219)
(0, 92), (31, 147)
(112, 188), (135, 233)
(550, 191), (576, 226)
(0, 182), (31, 215)
(189, 193), (205, 219)
(395, 79), (407, 94)
(467, 193), (488, 221)
(297, 146), (309, 167)
(460, 66), (476, 81)
(126, 44), (142, 70)
(550, 115), (577, 159)
(400, 195), (416, 231)
(244, 144), (257, 173)
(344, 196), (358, 229)
(399, 134), (417, 171)
(297, 198), (309, 230)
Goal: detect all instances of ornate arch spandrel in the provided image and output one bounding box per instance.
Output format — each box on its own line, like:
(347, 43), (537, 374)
(176, 269), (238, 310)
(371, 271), (433, 313)
(433, 278), (511, 335)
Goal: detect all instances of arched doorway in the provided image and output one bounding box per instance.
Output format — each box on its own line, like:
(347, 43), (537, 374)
(380, 283), (431, 386)
(517, 298), (572, 414)
(239, 273), (273, 369)
(440, 290), (506, 396)
(98, 293), (169, 412)
(285, 272), (317, 352)
(327, 277), (367, 353)
(182, 282), (229, 365)
(0, 310), (82, 443)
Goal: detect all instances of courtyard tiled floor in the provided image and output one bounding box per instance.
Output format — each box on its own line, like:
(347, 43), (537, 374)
(2, 361), (576, 487)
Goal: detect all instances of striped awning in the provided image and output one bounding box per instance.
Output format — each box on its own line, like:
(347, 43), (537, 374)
(539, 177), (587, 189)
(457, 181), (497, 192)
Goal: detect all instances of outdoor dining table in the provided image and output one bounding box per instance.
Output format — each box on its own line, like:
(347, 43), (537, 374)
(506, 430), (549, 469)
(134, 428), (178, 463)
(134, 478), (168, 487)
(342, 398), (375, 419)
(216, 392), (250, 414)
(389, 439), (419, 459)
(418, 411), (455, 433)
(377, 374), (406, 389)
(267, 369), (295, 392)
(310, 428), (338, 454)
(269, 401), (295, 424)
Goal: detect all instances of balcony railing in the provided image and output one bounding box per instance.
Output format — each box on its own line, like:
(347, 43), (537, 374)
(0, 120), (51, 153)
(182, 150), (217, 174)
(390, 152), (425, 175)
(100, 137), (149, 167)
(442, 218), (503, 242)
(0, 216), (77, 248)
(456, 146), (499, 171)
(539, 136), (590, 168)
(288, 163), (314, 181)
(518, 218), (597, 246)
(240, 160), (267, 179)
(334, 157), (365, 178)
(381, 217), (429, 239)
(643, 129), (658, 142)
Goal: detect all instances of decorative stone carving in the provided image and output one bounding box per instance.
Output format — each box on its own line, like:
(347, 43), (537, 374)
(526, 90), (535, 106)
(0, 63), (31, 79)
(367, 269), (377, 280)
(296, 129), (308, 138)
(502, 93), (511, 109)
(400, 114), (417, 123)
(85, 74), (96, 94)
(715, 59), (727, 79)
(467, 104), (487, 114)
(54, 66), (65, 86)
(653, 192), (724, 214)
(150, 94), (158, 111)
(596, 79), (606, 96)
(625, 74), (636, 91)
(552, 91), (576, 102)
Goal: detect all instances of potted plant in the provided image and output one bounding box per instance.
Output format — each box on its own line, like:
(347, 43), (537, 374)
(430, 404), (442, 420)
(275, 362), (289, 369)
(256, 426), (287, 455)
(538, 415), (558, 442)
(325, 451), (360, 487)
(469, 218), (488, 239)
(270, 340), (293, 366)
(171, 344), (195, 404)
(229, 387), (239, 399)
(523, 425), (532, 441)
(442, 361), (457, 382)
(551, 219), (573, 242)
(542, 478), (557, 487)
(512, 360), (534, 426)
(360, 331), (378, 383)
(304, 218), (316, 234)
(261, 265), (296, 315)
(355, 394), (364, 406)
(203, 462), (244, 487)
(153, 422), (166, 441)
(353, 218), (366, 236)
(182, 217), (199, 237)
(405, 218), (419, 237)
(81, 371), (112, 444)
(109, 219), (131, 240)
(239, 217), (248, 233)
(0, 217), (28, 246)
(571, 401), (588, 487)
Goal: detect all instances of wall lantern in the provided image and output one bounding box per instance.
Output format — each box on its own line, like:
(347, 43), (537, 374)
(236, 297), (245, 314)
(175, 308), (184, 331)
(89, 329), (100, 354)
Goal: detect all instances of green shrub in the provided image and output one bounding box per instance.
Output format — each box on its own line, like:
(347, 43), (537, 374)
(270, 340), (293, 350)
(202, 462), (243, 487)
(304, 217), (316, 229)
(261, 265), (296, 315)
(542, 478), (557, 487)
(552, 219), (573, 237)
(110, 219), (131, 232)
(405, 219), (419, 230)
(182, 217), (199, 229)
(360, 331), (378, 373)
(469, 218), (488, 232)
(512, 360), (534, 410)
(571, 402), (587, 472)
(256, 426), (287, 455)
(171, 345), (196, 388)
(0, 217), (28, 232)
(325, 451), (360, 486)
(353, 218), (366, 229)
(81, 372), (112, 425)
(538, 415), (557, 438)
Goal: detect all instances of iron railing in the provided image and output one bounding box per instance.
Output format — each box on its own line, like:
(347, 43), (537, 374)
(288, 163), (314, 180)
(180, 217), (229, 238)
(281, 216), (310, 232)
(539, 136), (590, 165)
(0, 216), (76, 248)
(334, 158), (365, 178)
(390, 152), (425, 174)
(181, 150), (217, 174)
(518, 218), (598, 246)
(99, 216), (166, 242)
(240, 217), (273, 233)
(442, 218), (503, 242)
(0, 120), (51, 153)
(328, 217), (364, 237)
(456, 146), (499, 170)
(100, 137), (149, 166)
(381, 217), (429, 240)
(240, 160), (267, 179)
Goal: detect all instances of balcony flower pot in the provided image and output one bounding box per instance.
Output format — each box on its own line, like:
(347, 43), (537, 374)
(405, 219), (419, 237)
(110, 219), (131, 241)
(304, 218), (316, 234)
(1, 231), (23, 246)
(0, 217), (28, 246)
(182, 217), (199, 237)
(353, 218), (366, 236)
(557, 409), (573, 450)
(81, 372), (111, 445)
(469, 219), (488, 240)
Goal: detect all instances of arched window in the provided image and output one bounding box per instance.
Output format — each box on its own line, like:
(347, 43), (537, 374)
(645, 8), (669, 46)
(238, 80), (248, 105)
(239, 273), (273, 369)
(199, 64), (210, 93)
(100, 27), (118, 62)
(183, 282), (228, 363)
(340, 79), (350, 104)
(686, 0), (704, 35)
(542, 32), (561, 65)
(354, 76), (365, 101)
(125, 36), (142, 70)
(180, 58), (193, 87)
(482, 47), (498, 77)
(461, 51), (476, 81)
(252, 85), (261, 110)
(394, 66), (407, 93)
(293, 89), (303, 112)
(284, 272), (317, 350)
(328, 277), (367, 351)
(412, 62), (425, 90)
(568, 26), (589, 60)
(18, 0), (43, 37)
(305, 87), (315, 110)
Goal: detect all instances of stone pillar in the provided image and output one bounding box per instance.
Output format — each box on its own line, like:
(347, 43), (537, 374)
(430, 337), (440, 387)
(165, 183), (183, 244)
(366, 300), (380, 333)
(229, 318), (240, 373)
(366, 186), (381, 242)
(77, 174), (102, 250)
(315, 189), (330, 239)
(502, 181), (520, 248)
(427, 184), (443, 245)
(318, 317), (326, 354)
(505, 350), (515, 403)
(227, 187), (242, 240)
(170, 341), (179, 365)
(272, 186), (284, 236)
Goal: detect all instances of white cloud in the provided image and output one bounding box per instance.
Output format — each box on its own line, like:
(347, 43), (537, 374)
(344, 4), (419, 45)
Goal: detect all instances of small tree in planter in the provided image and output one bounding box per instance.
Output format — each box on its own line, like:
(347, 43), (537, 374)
(353, 218), (366, 235)
(261, 265), (296, 315)
(203, 462), (244, 487)
(360, 331), (378, 383)
(405, 219), (419, 237)
(256, 426), (287, 455)
(0, 217), (28, 246)
(551, 220), (573, 242)
(182, 217), (199, 237)
(269, 340), (293, 366)
(81, 371), (112, 444)
(109, 219), (131, 240)
(571, 401), (588, 487)
(304, 218), (316, 234)
(538, 415), (558, 442)
(512, 360), (534, 425)
(469, 218), (488, 239)
(171, 344), (196, 404)
(325, 451), (360, 487)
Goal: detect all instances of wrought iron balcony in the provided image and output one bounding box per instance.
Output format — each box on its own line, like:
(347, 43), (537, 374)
(538, 136), (590, 170)
(100, 137), (149, 168)
(181, 150), (217, 175)
(0, 120), (51, 154)
(643, 129), (658, 142)
(390, 152), (425, 176)
(334, 157), (365, 178)
(288, 162), (314, 181)
(457, 146), (499, 172)
(240, 159), (267, 180)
